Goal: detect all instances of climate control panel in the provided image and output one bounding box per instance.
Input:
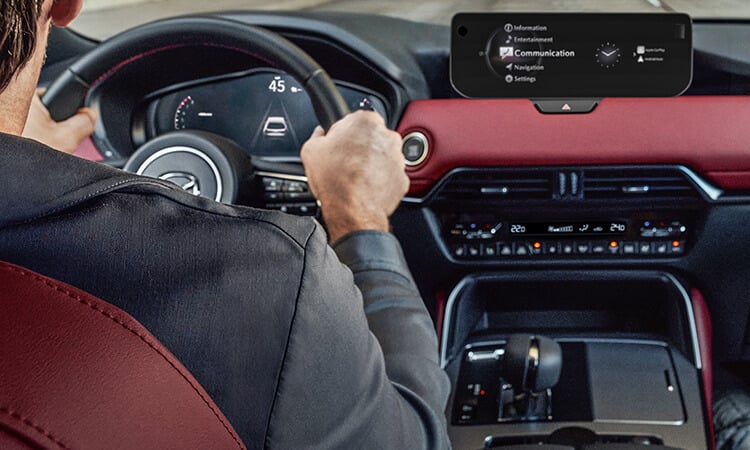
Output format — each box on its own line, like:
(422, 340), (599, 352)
(444, 217), (690, 260)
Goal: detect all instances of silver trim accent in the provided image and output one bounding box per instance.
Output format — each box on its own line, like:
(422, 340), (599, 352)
(440, 274), (703, 370)
(664, 272), (703, 370)
(441, 275), (474, 367)
(466, 348), (504, 362)
(621, 185), (650, 194)
(402, 132), (429, 167)
(136, 146), (223, 202)
(256, 171), (308, 183)
(677, 165), (723, 201)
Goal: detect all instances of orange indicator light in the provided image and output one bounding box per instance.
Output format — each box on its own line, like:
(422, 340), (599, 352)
(533, 242), (542, 249)
(609, 241), (618, 248)
(672, 241), (680, 247)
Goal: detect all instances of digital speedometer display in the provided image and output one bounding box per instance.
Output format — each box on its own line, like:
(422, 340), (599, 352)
(147, 71), (387, 158)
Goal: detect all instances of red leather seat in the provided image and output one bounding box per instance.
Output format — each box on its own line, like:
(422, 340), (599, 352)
(0, 261), (246, 450)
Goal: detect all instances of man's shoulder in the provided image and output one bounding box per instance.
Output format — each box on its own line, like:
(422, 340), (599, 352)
(0, 133), (317, 248)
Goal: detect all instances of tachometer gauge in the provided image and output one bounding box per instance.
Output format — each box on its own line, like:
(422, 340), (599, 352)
(174, 96), (194, 130)
(173, 95), (217, 131)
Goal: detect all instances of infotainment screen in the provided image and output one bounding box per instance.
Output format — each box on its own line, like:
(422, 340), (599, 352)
(450, 13), (692, 98)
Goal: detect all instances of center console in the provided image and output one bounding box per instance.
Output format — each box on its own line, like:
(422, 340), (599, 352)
(442, 271), (710, 450)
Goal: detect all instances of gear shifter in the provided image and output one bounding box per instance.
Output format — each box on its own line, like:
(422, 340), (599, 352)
(498, 334), (563, 422)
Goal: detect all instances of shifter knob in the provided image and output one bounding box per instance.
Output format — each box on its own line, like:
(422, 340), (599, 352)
(504, 334), (562, 392)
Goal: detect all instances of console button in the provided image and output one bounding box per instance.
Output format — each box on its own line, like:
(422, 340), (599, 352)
(262, 177), (282, 191)
(498, 243), (513, 256)
(622, 242), (638, 255)
(576, 243), (591, 254)
(482, 244), (497, 257)
(460, 403), (477, 422)
(402, 132), (429, 166)
(655, 242), (670, 254)
(670, 240), (685, 255)
(467, 243), (481, 258)
(282, 181), (307, 193)
(458, 405), (475, 423)
(544, 242), (559, 255)
(285, 192), (314, 201)
(639, 242), (653, 254)
(561, 242), (575, 255)
(534, 99), (599, 114)
(515, 243), (529, 256)
(451, 244), (467, 258)
(296, 203), (317, 215)
(591, 242), (607, 254)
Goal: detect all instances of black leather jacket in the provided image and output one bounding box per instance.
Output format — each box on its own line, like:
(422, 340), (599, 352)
(0, 134), (451, 449)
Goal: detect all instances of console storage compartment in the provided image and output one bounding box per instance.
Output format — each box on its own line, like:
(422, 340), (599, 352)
(443, 271), (709, 450)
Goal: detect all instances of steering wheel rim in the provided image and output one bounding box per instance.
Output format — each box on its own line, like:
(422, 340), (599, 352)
(42, 15), (350, 130)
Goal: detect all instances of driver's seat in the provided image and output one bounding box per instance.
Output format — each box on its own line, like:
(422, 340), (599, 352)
(0, 261), (246, 450)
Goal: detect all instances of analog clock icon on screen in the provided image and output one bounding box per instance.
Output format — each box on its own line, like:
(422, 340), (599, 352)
(596, 42), (621, 68)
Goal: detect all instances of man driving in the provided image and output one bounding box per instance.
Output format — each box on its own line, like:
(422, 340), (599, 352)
(0, 1), (450, 449)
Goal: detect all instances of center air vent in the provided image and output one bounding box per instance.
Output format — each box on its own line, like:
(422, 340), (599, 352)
(582, 168), (700, 200)
(435, 169), (554, 201)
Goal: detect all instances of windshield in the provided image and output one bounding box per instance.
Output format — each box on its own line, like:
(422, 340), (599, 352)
(75, 0), (750, 40)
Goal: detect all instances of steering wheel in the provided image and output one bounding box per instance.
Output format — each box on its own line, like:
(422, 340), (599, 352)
(42, 16), (350, 204)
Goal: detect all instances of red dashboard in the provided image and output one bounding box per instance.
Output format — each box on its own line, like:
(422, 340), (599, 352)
(398, 97), (750, 196)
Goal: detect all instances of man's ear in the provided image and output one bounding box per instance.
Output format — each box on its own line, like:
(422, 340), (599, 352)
(49, 0), (84, 27)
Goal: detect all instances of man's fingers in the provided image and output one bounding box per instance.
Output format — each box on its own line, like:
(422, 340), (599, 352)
(62, 108), (97, 140)
(310, 125), (325, 139)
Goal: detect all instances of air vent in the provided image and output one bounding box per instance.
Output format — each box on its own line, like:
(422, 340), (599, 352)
(435, 170), (554, 201)
(582, 168), (699, 200)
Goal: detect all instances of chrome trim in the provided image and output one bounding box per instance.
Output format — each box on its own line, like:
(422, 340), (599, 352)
(594, 417), (685, 426)
(136, 146), (223, 202)
(466, 348), (504, 362)
(403, 131), (429, 167)
(441, 275), (475, 368)
(256, 171), (308, 183)
(401, 196), (423, 204)
(664, 272), (703, 370)
(677, 165), (723, 201)
(441, 274), (702, 369)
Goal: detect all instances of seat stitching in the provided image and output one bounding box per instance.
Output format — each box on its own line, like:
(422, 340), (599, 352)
(0, 263), (245, 450)
(0, 407), (71, 450)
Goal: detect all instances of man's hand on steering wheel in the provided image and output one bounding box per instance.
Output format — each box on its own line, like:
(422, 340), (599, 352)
(301, 110), (409, 243)
(23, 89), (97, 154)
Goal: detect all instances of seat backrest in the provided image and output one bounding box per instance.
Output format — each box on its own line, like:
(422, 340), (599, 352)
(0, 261), (246, 450)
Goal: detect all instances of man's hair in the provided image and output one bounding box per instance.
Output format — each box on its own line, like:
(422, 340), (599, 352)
(0, 0), (44, 91)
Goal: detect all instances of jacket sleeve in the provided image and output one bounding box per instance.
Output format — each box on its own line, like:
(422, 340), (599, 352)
(264, 224), (451, 450)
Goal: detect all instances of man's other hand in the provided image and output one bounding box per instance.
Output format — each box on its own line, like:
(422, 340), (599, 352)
(22, 89), (97, 154)
(300, 110), (409, 243)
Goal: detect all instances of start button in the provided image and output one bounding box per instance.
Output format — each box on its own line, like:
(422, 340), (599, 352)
(402, 131), (429, 166)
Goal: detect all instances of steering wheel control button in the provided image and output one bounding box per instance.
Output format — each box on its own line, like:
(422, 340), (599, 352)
(402, 132), (429, 166)
(534, 99), (599, 114)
